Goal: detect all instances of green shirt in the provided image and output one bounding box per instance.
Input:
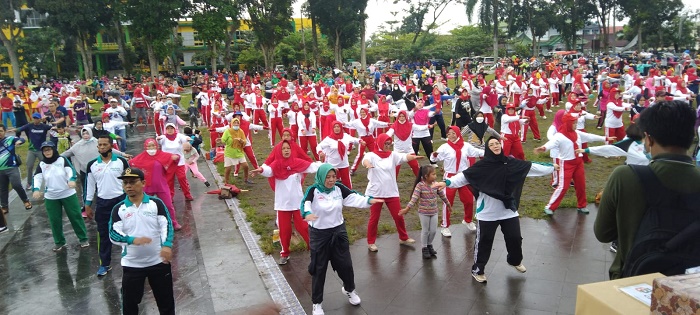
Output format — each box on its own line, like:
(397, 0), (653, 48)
(595, 154), (700, 279)
(220, 129), (245, 159)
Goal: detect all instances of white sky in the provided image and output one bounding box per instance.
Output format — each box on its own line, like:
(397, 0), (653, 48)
(293, 0), (700, 37)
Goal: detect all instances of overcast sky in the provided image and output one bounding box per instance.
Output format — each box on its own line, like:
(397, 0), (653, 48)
(293, 0), (700, 37)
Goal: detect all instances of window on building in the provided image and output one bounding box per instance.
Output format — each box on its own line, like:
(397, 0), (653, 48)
(0, 67), (9, 76)
(193, 31), (204, 46)
(22, 9), (47, 28)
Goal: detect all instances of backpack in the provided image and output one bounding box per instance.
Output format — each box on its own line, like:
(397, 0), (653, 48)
(622, 165), (700, 278)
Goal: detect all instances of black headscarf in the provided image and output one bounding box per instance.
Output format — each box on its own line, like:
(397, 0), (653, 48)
(42, 145), (60, 164)
(463, 137), (532, 211)
(467, 112), (489, 144)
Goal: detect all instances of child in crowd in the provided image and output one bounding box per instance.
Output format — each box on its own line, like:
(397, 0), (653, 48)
(55, 125), (72, 154)
(184, 127), (203, 155)
(187, 100), (200, 128)
(399, 165), (451, 259)
(183, 142), (210, 187)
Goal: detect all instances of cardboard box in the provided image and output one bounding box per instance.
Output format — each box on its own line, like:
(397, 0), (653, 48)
(575, 273), (664, 315)
(651, 273), (700, 315)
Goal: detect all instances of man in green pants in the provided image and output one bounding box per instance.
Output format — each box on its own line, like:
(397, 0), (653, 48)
(32, 141), (88, 252)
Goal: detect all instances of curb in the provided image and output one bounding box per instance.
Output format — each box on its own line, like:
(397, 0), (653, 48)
(204, 158), (305, 315)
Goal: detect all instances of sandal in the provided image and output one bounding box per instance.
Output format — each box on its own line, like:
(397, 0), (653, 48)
(24, 201), (32, 210)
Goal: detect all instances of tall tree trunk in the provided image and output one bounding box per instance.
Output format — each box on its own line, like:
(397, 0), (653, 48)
(360, 19), (366, 70)
(492, 0), (499, 57)
(311, 14), (319, 67)
(0, 31), (21, 86)
(261, 45), (274, 70)
(146, 42), (159, 78)
(77, 32), (93, 79)
(211, 44), (218, 73)
(301, 13), (307, 66)
(114, 20), (128, 73)
(334, 31), (342, 68)
(637, 24), (643, 52)
(224, 26), (234, 70)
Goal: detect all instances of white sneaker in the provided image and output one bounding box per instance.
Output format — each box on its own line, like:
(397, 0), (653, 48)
(512, 264), (527, 273)
(342, 287), (361, 305)
(312, 303), (325, 315)
(466, 222), (477, 231)
(441, 227), (452, 237)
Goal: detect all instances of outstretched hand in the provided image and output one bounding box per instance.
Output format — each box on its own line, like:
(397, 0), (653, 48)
(304, 214), (318, 222)
(249, 167), (263, 177)
(533, 146), (546, 154)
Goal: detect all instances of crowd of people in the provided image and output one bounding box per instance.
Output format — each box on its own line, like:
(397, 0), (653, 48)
(0, 48), (698, 314)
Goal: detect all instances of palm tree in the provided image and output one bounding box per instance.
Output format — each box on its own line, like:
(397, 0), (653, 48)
(465, 0), (510, 58)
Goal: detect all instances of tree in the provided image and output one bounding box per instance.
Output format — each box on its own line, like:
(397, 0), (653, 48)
(548, 0), (595, 50)
(308, 0), (368, 68)
(16, 27), (64, 78)
(618, 0), (682, 51)
(591, 0), (619, 53)
(465, 0), (513, 57)
(242, 0), (294, 70)
(30, 0), (112, 79)
(191, 0), (228, 72)
(0, 0), (23, 85)
(123, 0), (188, 77)
(510, 0), (552, 56)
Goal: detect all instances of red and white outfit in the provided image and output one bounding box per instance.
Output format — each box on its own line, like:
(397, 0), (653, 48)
(196, 90), (212, 127)
(520, 91), (547, 142)
(317, 121), (360, 189)
(248, 91), (270, 129)
(296, 108), (319, 161)
(267, 98), (286, 146)
(500, 107), (528, 160)
(157, 131), (193, 200)
(604, 89), (630, 144)
(286, 103), (300, 142)
(430, 126), (484, 229)
(386, 111), (423, 177)
(510, 77), (526, 107)
(209, 106), (226, 150)
(347, 109), (389, 173)
(260, 157), (322, 258)
(480, 86), (498, 128)
(364, 134), (411, 246)
(542, 115), (606, 211)
(375, 96), (391, 135)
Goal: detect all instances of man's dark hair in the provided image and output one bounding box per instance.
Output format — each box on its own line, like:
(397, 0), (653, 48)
(637, 100), (695, 149)
(0, 124), (5, 131)
(97, 134), (114, 145)
(184, 126), (192, 135)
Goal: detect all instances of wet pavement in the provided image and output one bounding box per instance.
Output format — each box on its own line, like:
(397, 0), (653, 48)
(281, 205), (613, 315)
(0, 124), (616, 315)
(0, 127), (271, 315)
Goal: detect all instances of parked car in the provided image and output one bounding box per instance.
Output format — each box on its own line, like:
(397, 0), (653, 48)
(346, 61), (362, 72)
(374, 60), (387, 70)
(429, 59), (450, 69)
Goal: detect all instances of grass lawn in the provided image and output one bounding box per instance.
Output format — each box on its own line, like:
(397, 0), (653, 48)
(178, 82), (633, 256)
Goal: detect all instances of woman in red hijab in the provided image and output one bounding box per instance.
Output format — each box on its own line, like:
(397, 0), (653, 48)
(263, 128), (313, 190)
(534, 114), (611, 216)
(129, 138), (182, 230)
(251, 141), (322, 265)
(318, 121), (361, 188)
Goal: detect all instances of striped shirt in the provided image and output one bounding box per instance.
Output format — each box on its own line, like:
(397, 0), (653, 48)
(406, 181), (450, 215)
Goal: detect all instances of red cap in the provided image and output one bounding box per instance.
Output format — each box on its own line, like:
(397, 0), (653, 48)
(506, 103), (517, 110)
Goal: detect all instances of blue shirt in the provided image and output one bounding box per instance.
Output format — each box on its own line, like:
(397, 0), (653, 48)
(16, 123), (52, 151)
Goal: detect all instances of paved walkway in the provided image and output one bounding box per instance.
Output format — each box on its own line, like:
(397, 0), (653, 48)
(280, 205), (613, 315)
(0, 128), (272, 315)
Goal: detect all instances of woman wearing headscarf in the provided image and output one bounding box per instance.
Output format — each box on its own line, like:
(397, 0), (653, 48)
(157, 123), (194, 201)
(129, 138), (181, 230)
(263, 128), (312, 190)
(430, 126), (484, 236)
(317, 121), (361, 188)
(221, 117), (252, 184)
(460, 111), (500, 150)
(438, 137), (555, 283)
(409, 99), (436, 161)
(479, 85), (498, 127)
(363, 133), (423, 252)
(250, 141), (323, 265)
(300, 163), (384, 315)
(535, 113), (612, 216)
(297, 101), (320, 161)
(346, 108), (388, 175)
(453, 88), (472, 128)
(500, 103), (528, 160)
(32, 141), (89, 251)
(386, 110), (422, 177)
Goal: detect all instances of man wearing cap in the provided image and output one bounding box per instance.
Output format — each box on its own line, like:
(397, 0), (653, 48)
(12, 98), (28, 128)
(15, 113), (53, 190)
(85, 135), (130, 276)
(108, 167), (175, 314)
(106, 98), (128, 151)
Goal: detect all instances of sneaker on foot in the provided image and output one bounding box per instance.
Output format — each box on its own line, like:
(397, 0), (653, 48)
(544, 208), (554, 216)
(96, 265), (112, 276)
(399, 238), (416, 245)
(173, 223), (182, 230)
(441, 227), (452, 237)
(368, 244), (378, 252)
(472, 273), (487, 283)
(349, 171), (355, 176)
(233, 172), (239, 177)
(278, 256), (289, 265)
(577, 207), (589, 214)
(610, 243), (618, 253)
(79, 241), (90, 248)
(245, 179), (254, 185)
(541, 116), (547, 119)
(205, 181), (211, 187)
(512, 264), (527, 273)
(466, 222), (477, 231)
(81, 211), (88, 218)
(546, 109), (553, 112)
(342, 287), (361, 305)
(0, 226), (7, 233)
(312, 303), (324, 315)
(53, 244), (67, 252)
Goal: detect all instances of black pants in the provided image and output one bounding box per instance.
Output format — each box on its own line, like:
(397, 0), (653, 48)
(450, 112), (457, 126)
(122, 263), (175, 315)
(412, 136), (434, 159)
(308, 223), (355, 304)
(472, 217), (523, 275)
(0, 167), (28, 210)
(429, 114), (447, 139)
(94, 194), (125, 267)
(596, 110), (606, 128)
